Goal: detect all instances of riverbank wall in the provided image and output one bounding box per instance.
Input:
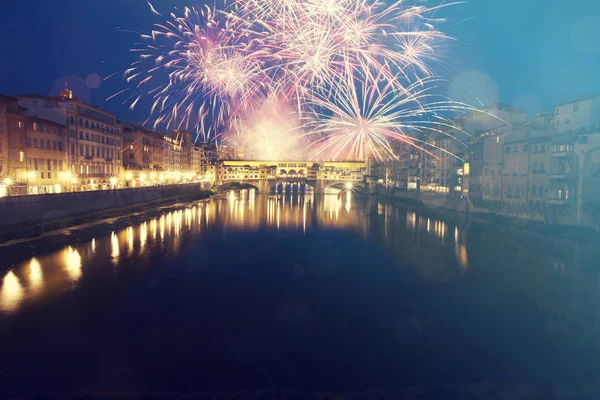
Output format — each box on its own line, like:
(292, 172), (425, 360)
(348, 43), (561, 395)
(0, 183), (208, 234)
(372, 184), (600, 234)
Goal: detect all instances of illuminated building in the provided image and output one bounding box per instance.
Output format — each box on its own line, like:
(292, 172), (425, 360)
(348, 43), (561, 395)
(0, 95), (27, 195)
(120, 121), (165, 186)
(17, 84), (123, 191)
(23, 116), (68, 194)
(216, 160), (367, 192)
(163, 134), (183, 181)
(173, 130), (192, 174)
(191, 144), (204, 176)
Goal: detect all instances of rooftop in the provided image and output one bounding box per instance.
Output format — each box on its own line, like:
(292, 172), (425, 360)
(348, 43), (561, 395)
(553, 95), (598, 108)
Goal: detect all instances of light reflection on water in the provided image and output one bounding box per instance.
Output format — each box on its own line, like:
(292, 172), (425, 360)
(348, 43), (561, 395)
(0, 190), (591, 315)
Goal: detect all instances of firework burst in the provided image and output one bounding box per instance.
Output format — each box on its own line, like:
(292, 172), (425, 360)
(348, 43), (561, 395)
(120, 0), (471, 161)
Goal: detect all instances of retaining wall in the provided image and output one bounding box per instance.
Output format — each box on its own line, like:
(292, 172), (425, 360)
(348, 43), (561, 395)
(0, 184), (203, 229)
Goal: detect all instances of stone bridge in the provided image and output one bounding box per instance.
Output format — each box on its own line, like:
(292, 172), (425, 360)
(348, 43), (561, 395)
(216, 160), (368, 194)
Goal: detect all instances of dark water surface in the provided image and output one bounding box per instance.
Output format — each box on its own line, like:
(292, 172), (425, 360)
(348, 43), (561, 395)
(1, 191), (600, 396)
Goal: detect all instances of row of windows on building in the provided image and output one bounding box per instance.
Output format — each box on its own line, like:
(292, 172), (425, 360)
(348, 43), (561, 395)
(278, 163), (308, 168)
(79, 144), (120, 160)
(26, 137), (65, 152)
(76, 130), (120, 146)
(31, 122), (63, 136)
(75, 163), (119, 176)
(25, 158), (64, 172)
(69, 116), (119, 135)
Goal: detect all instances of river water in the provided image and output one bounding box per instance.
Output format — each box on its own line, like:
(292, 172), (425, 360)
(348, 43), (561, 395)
(1, 191), (600, 396)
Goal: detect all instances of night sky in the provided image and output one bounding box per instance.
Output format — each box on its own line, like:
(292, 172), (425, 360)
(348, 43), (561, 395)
(0, 0), (598, 123)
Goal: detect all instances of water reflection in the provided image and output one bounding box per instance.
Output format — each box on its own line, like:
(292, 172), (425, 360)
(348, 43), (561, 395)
(0, 271), (24, 312)
(65, 246), (82, 281)
(29, 258), (43, 290)
(111, 231), (119, 262)
(140, 222), (147, 250)
(0, 191), (596, 320)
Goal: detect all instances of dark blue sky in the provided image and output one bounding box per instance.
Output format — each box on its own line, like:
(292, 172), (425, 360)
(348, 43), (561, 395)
(0, 0), (598, 121)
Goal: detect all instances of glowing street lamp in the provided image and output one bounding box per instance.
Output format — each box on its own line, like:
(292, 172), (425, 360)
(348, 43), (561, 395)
(110, 176), (118, 188)
(345, 182), (354, 190)
(3, 177), (14, 187)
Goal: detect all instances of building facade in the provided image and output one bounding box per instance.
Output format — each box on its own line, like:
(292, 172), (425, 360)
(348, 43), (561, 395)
(191, 144), (204, 176)
(24, 116), (68, 194)
(121, 122), (165, 186)
(18, 85), (123, 190)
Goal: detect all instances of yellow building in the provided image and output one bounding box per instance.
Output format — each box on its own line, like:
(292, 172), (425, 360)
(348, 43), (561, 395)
(217, 160), (366, 183)
(18, 85), (123, 191)
(24, 116), (68, 194)
(121, 121), (165, 186)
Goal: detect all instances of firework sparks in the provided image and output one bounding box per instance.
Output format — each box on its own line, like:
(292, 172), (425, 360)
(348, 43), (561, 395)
(121, 0), (472, 161)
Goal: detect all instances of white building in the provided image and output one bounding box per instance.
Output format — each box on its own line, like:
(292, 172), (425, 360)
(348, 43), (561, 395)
(550, 96), (600, 135)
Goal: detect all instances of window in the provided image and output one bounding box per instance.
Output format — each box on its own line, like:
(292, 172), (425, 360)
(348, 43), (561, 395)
(18, 121), (24, 129)
(565, 118), (570, 125)
(534, 145), (538, 153)
(524, 144), (529, 152)
(40, 140), (44, 149)
(513, 145), (518, 153)
(484, 168), (488, 175)
(507, 185), (513, 196)
(70, 116), (75, 125)
(504, 164), (509, 175)
(523, 164), (528, 175)
(85, 120), (89, 128)
(27, 137), (32, 148)
(505, 147), (510, 154)
(539, 185), (543, 196)
(19, 134), (24, 145)
(46, 140), (51, 150)
(574, 103), (579, 112)
(485, 183), (490, 194)
(540, 162), (545, 172)
(53, 141), (57, 150)
(85, 132), (89, 141)
(541, 145), (546, 152)
(513, 164), (518, 175)
(80, 131), (84, 139)
(19, 151), (24, 162)
(532, 185), (537, 195)
(33, 122), (38, 131)
(80, 145), (83, 156)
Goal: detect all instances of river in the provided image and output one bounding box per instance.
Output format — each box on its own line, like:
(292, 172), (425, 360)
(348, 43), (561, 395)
(1, 191), (600, 396)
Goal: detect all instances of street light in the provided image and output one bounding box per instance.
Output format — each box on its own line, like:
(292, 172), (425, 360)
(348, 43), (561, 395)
(3, 177), (14, 186)
(110, 176), (118, 188)
(345, 182), (354, 190)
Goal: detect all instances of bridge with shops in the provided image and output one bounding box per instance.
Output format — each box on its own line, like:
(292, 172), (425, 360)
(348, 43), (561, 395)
(212, 160), (368, 193)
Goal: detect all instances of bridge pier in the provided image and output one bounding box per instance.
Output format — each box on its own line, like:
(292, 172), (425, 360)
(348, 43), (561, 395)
(255, 179), (273, 194)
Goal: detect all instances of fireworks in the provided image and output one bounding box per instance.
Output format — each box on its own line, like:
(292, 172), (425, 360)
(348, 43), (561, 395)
(121, 0), (471, 161)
